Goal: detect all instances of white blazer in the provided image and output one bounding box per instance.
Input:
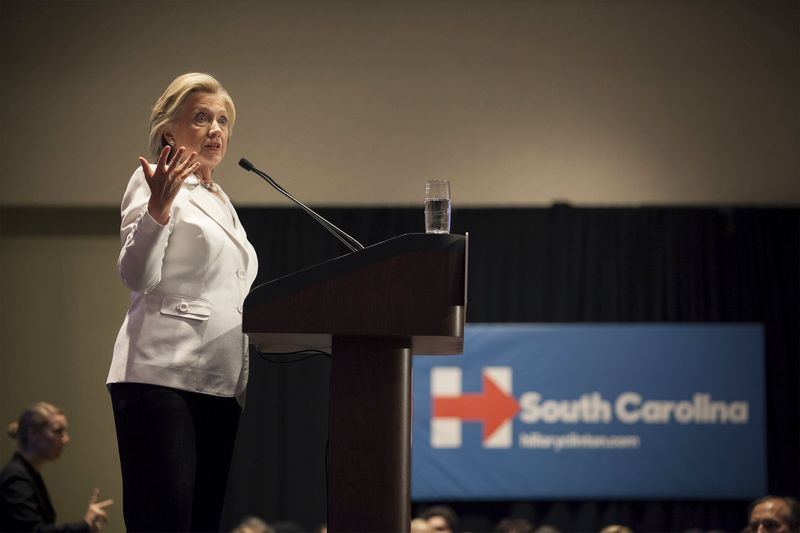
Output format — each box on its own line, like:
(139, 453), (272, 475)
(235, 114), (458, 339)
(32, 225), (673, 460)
(108, 166), (259, 398)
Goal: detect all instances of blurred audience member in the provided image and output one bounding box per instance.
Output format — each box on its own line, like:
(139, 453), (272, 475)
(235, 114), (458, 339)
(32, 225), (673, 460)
(421, 505), (459, 533)
(411, 517), (435, 533)
(231, 516), (275, 533)
(599, 526), (634, 533)
(495, 517), (534, 533)
(748, 496), (800, 533)
(231, 516), (274, 533)
(0, 402), (113, 532)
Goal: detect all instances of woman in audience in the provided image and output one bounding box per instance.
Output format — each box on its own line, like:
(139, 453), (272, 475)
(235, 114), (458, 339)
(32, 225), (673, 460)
(0, 401), (112, 531)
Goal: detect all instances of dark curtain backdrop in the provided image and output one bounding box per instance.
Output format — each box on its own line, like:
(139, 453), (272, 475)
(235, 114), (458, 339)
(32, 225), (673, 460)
(223, 206), (799, 533)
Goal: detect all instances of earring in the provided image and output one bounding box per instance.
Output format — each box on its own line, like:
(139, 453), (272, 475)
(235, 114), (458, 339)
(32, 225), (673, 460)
(165, 137), (175, 147)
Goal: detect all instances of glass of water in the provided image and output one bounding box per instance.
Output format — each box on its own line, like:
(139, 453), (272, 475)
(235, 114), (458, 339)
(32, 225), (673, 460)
(425, 179), (451, 234)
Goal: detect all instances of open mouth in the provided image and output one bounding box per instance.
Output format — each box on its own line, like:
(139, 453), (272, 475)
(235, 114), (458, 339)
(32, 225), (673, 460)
(204, 143), (221, 151)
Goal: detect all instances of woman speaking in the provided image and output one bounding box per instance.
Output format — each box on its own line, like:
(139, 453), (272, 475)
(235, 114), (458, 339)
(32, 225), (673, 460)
(107, 73), (259, 532)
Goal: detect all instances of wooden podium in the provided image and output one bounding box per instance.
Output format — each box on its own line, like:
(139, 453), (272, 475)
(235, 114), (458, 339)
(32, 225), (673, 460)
(243, 233), (468, 532)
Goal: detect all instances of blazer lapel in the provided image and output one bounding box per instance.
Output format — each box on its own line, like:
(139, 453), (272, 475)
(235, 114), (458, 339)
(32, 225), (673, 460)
(186, 181), (249, 256)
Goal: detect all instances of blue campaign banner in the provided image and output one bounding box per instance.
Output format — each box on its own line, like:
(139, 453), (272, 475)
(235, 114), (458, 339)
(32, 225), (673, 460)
(411, 324), (766, 500)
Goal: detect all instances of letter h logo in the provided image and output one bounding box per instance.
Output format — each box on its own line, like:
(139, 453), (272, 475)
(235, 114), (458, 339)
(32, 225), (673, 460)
(430, 366), (519, 449)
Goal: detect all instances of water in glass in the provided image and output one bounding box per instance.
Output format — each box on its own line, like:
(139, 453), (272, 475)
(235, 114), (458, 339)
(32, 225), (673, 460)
(425, 198), (451, 233)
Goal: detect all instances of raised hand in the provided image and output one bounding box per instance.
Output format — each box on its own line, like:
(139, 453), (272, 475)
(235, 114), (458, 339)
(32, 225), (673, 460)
(84, 488), (114, 532)
(140, 145), (200, 225)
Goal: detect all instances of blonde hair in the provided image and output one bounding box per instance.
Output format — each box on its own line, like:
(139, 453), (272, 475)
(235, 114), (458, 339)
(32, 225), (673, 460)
(147, 72), (236, 161)
(7, 401), (62, 452)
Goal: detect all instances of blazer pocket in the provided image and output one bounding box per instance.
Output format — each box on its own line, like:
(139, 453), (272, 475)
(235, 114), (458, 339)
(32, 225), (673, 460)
(160, 294), (212, 321)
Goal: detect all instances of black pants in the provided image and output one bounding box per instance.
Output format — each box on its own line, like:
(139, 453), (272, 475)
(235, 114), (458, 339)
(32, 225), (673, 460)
(109, 383), (241, 533)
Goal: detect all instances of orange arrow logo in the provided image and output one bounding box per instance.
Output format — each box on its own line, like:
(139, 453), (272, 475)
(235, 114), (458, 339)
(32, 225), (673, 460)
(433, 374), (520, 442)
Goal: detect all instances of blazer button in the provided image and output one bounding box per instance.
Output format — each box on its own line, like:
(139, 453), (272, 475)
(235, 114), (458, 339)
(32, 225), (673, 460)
(237, 269), (246, 280)
(177, 302), (189, 313)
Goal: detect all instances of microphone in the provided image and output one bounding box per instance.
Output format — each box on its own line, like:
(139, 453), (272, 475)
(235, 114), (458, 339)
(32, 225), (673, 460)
(239, 158), (364, 252)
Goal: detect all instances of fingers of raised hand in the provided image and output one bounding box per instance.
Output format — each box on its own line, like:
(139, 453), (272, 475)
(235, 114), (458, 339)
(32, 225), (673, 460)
(85, 490), (112, 531)
(89, 503), (111, 525)
(138, 157), (153, 180)
(172, 150), (199, 181)
(142, 147), (199, 203)
(96, 498), (114, 510)
(162, 146), (185, 176)
(155, 145), (171, 174)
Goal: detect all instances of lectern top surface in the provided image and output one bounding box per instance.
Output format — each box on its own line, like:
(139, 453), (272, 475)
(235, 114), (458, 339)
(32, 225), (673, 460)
(244, 233), (466, 307)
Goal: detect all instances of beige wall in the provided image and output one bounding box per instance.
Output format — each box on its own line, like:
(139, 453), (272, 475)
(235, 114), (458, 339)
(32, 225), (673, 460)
(0, 0), (797, 528)
(1, 0), (797, 207)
